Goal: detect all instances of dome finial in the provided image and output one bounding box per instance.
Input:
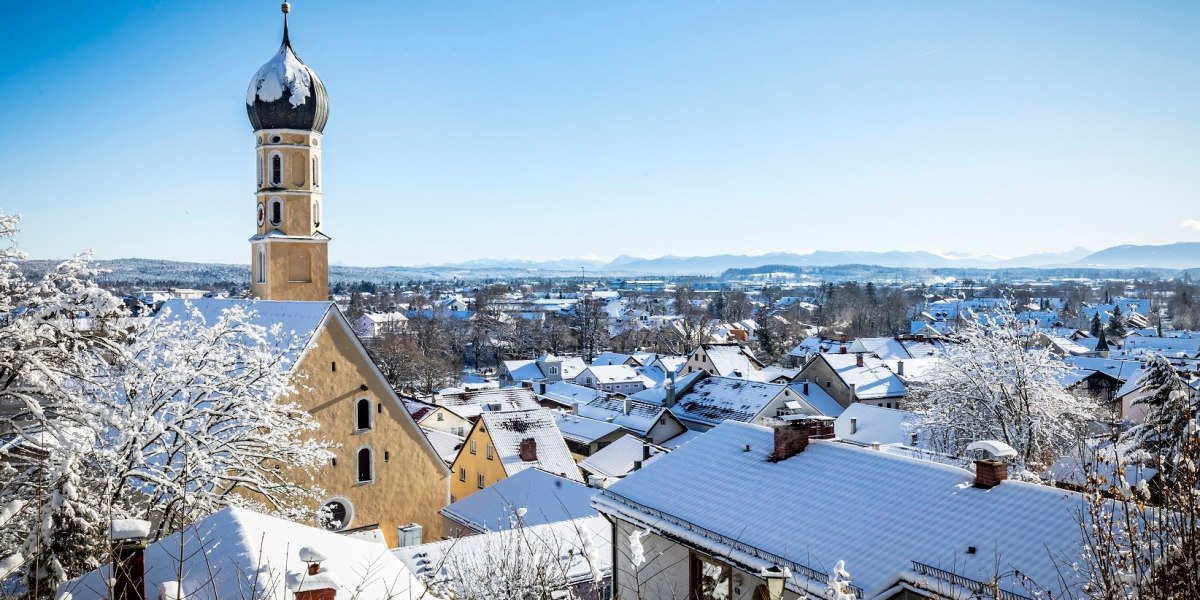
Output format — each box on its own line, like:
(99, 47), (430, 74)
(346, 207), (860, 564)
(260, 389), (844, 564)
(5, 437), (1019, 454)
(281, 2), (292, 48)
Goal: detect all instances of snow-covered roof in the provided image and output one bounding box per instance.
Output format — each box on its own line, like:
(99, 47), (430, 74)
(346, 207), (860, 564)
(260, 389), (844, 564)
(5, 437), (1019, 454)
(594, 421), (1090, 599)
(421, 427), (464, 464)
(787, 382), (845, 417)
(591, 352), (635, 366)
(671, 376), (787, 427)
(578, 434), (667, 479)
(1062, 356), (1144, 381)
(627, 370), (704, 406)
(440, 468), (596, 533)
(479, 409), (583, 482)
(395, 516), (611, 593)
(699, 344), (763, 377)
(359, 311), (408, 323)
(850, 337), (912, 360)
(660, 429), (705, 450)
(833, 403), (919, 445)
(537, 381), (607, 407)
(156, 299), (330, 368)
(61, 507), (424, 600)
(502, 359), (545, 382)
(576, 396), (669, 437)
(818, 353), (907, 399)
(438, 388), (541, 420)
(556, 413), (624, 444)
(580, 364), (646, 384)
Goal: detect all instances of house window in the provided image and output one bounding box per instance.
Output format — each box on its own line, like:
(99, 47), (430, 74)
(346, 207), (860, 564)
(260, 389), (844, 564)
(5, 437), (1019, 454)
(270, 199), (282, 226)
(690, 553), (732, 600)
(459, 467), (466, 481)
(476, 473), (484, 489)
(331, 361), (337, 372)
(356, 398), (371, 431)
(470, 440), (477, 454)
(356, 447), (373, 483)
(436, 413), (444, 421)
(486, 444), (494, 460)
(271, 153), (282, 185)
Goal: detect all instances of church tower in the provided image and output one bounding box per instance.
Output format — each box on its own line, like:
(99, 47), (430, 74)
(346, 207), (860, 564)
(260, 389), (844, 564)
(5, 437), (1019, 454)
(246, 2), (330, 301)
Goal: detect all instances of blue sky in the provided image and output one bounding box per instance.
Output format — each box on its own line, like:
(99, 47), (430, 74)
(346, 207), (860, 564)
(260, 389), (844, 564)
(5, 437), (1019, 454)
(3, 1), (1199, 267)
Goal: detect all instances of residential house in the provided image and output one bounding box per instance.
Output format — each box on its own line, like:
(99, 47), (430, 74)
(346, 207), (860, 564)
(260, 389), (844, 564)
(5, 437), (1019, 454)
(670, 375), (808, 431)
(500, 353), (588, 387)
(435, 387), (541, 421)
(353, 311), (408, 338)
(578, 434), (668, 481)
(576, 393), (687, 445)
(157, 299), (449, 547)
(449, 408), (582, 502)
(403, 397), (470, 436)
(556, 412), (627, 458)
(576, 364), (651, 395)
(683, 343), (764, 378)
(795, 351), (907, 409)
(593, 419), (1096, 600)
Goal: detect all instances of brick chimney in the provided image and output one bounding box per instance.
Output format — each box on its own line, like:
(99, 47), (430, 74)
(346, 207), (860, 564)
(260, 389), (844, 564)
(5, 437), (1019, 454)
(111, 519), (150, 600)
(770, 417), (834, 462)
(519, 437), (538, 462)
(855, 353), (864, 368)
(288, 546), (340, 600)
(896, 360), (905, 377)
(973, 459), (1008, 489)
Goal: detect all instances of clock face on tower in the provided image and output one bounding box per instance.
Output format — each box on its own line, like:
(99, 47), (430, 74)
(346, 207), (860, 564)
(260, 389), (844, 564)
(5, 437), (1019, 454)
(257, 203), (265, 227)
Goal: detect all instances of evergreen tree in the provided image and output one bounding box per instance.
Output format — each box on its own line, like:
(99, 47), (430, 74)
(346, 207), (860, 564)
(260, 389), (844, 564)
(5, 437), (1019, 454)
(1090, 313), (1104, 337)
(1107, 304), (1127, 338)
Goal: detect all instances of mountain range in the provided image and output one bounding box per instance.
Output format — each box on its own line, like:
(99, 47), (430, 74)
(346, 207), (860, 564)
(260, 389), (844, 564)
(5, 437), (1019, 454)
(407, 243), (1199, 276)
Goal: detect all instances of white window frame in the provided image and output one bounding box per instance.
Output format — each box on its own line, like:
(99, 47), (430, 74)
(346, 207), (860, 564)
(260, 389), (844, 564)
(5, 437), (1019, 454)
(256, 245), (266, 284)
(269, 197), (283, 227)
(319, 496), (354, 531)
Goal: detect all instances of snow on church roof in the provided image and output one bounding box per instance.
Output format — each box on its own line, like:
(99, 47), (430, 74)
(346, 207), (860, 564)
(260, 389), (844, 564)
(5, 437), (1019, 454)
(155, 298), (331, 367)
(61, 507), (426, 600)
(594, 421), (1090, 599)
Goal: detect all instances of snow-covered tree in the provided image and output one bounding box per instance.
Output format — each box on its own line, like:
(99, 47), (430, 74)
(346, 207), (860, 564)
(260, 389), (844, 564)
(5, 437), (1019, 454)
(907, 317), (1099, 476)
(0, 211), (333, 594)
(1106, 305), (1127, 339)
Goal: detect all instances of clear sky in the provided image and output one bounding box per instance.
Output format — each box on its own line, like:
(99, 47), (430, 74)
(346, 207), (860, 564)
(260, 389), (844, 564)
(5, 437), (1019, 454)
(3, 1), (1199, 267)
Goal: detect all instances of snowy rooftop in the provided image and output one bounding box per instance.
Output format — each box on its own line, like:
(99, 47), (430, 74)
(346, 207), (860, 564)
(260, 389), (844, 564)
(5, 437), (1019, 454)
(819, 353), (907, 399)
(594, 421), (1090, 599)
(538, 381), (607, 406)
(438, 388), (541, 419)
(577, 396), (668, 437)
(787, 381), (845, 417)
(395, 516), (611, 593)
(61, 507), (424, 600)
(671, 376), (785, 427)
(701, 344), (762, 377)
(421, 427), (464, 464)
(833, 403), (919, 446)
(556, 413), (624, 444)
(441, 467), (597, 533)
(479, 409), (583, 482)
(581, 364), (647, 384)
(155, 299), (331, 367)
(578, 434), (667, 479)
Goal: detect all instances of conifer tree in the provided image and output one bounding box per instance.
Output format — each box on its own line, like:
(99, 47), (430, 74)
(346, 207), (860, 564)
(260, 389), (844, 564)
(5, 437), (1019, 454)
(1106, 304), (1127, 338)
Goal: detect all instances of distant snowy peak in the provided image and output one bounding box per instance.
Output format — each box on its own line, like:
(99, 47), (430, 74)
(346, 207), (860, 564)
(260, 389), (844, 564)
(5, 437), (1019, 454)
(246, 43), (313, 108)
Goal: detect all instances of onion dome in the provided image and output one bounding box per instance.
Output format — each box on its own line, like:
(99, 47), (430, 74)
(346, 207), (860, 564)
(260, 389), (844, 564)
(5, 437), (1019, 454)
(246, 3), (328, 132)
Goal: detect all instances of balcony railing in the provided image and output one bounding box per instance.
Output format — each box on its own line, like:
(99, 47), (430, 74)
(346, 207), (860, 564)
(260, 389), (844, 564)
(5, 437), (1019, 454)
(910, 560), (1034, 600)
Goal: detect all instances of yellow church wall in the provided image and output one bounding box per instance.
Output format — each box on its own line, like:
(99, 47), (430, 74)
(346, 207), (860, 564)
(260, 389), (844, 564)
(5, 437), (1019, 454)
(449, 421), (510, 503)
(287, 314), (450, 547)
(250, 241), (329, 301)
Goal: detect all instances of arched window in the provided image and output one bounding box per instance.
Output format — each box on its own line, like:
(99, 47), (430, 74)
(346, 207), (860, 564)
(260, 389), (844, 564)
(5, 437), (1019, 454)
(256, 247), (265, 283)
(271, 153), (282, 185)
(313, 156), (319, 187)
(357, 447), (373, 483)
(312, 200), (321, 227)
(269, 199), (282, 226)
(257, 155), (263, 187)
(356, 398), (371, 431)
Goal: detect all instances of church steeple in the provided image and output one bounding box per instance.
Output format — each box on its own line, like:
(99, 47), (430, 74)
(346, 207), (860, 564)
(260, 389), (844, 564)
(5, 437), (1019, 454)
(246, 2), (330, 302)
